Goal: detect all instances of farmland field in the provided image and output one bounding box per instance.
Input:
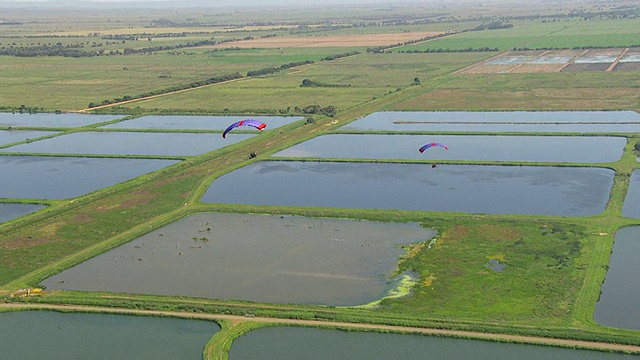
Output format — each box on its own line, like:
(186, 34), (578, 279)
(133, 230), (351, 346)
(1, 1), (640, 359)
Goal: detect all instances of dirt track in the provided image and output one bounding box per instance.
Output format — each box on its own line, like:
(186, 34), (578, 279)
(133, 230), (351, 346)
(2, 303), (639, 354)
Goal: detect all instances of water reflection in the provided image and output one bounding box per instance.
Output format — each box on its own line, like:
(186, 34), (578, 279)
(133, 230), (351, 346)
(0, 130), (57, 146)
(203, 162), (614, 216)
(622, 170), (640, 219)
(2, 131), (255, 156)
(41, 213), (435, 306)
(343, 111), (640, 132)
(0, 113), (123, 127)
(229, 326), (637, 360)
(101, 115), (303, 130)
(594, 226), (640, 330)
(0, 203), (46, 222)
(273, 134), (625, 162)
(0, 156), (178, 199)
(0, 311), (218, 360)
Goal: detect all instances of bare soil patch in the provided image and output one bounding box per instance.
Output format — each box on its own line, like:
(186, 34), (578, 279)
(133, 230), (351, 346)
(562, 63), (611, 72)
(507, 64), (565, 73)
(583, 48), (626, 57)
(204, 31), (443, 49)
(477, 225), (521, 242)
(613, 62), (640, 72)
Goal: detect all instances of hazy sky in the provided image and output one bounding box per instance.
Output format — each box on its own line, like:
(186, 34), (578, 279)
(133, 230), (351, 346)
(1, 0), (442, 3)
(0, 0), (491, 9)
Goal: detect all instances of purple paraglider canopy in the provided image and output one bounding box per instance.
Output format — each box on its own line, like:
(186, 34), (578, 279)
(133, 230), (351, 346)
(222, 119), (267, 138)
(419, 142), (448, 153)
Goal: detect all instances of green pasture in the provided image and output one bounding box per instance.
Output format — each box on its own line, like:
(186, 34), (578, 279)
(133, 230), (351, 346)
(117, 52), (489, 113)
(0, 48), (346, 111)
(388, 71), (640, 111)
(398, 18), (640, 52)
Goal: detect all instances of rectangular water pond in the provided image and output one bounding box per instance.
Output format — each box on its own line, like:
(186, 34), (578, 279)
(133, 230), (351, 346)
(1, 131), (255, 157)
(594, 226), (640, 330)
(0, 130), (57, 147)
(342, 111), (640, 133)
(229, 326), (638, 360)
(622, 170), (640, 219)
(0, 203), (46, 222)
(101, 115), (304, 131)
(272, 134), (625, 163)
(0, 311), (218, 360)
(0, 155), (179, 199)
(202, 161), (614, 216)
(40, 213), (435, 306)
(0, 113), (123, 128)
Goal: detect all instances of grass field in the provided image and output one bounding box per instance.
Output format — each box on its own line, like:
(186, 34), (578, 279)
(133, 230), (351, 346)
(1, 2), (640, 358)
(397, 18), (640, 52)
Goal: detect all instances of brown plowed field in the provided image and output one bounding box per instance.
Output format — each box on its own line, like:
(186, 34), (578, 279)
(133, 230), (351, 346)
(562, 63), (611, 72)
(204, 31), (443, 48)
(613, 62), (640, 71)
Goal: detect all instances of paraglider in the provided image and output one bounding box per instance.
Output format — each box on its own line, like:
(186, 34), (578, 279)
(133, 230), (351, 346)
(222, 119), (266, 138)
(419, 142), (448, 169)
(419, 142), (448, 153)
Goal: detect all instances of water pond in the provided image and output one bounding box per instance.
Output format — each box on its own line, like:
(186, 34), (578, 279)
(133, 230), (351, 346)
(202, 161), (614, 216)
(575, 56), (618, 64)
(0, 310), (218, 360)
(485, 56), (533, 65)
(0, 113), (123, 128)
(620, 54), (640, 63)
(622, 170), (640, 219)
(594, 226), (640, 330)
(1, 131), (255, 157)
(530, 56), (574, 64)
(272, 134), (624, 163)
(0, 203), (46, 222)
(41, 213), (435, 306)
(0, 156), (178, 199)
(342, 111), (640, 133)
(229, 326), (637, 360)
(101, 115), (303, 130)
(0, 130), (57, 146)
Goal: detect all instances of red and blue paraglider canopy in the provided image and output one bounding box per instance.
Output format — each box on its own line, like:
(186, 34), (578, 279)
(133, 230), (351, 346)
(222, 119), (267, 138)
(419, 142), (448, 153)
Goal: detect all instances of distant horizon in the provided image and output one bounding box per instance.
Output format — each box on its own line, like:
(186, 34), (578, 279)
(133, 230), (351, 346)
(0, 0), (530, 8)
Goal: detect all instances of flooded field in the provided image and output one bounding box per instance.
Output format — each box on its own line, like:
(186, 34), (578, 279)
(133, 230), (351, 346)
(41, 213), (435, 306)
(622, 170), (640, 219)
(101, 115), (303, 130)
(1, 131), (255, 157)
(594, 226), (640, 330)
(0, 130), (57, 146)
(458, 48), (639, 74)
(342, 111), (640, 132)
(0, 113), (123, 127)
(202, 161), (614, 216)
(273, 134), (624, 163)
(0, 311), (218, 360)
(0, 203), (46, 222)
(0, 156), (178, 199)
(229, 326), (638, 360)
